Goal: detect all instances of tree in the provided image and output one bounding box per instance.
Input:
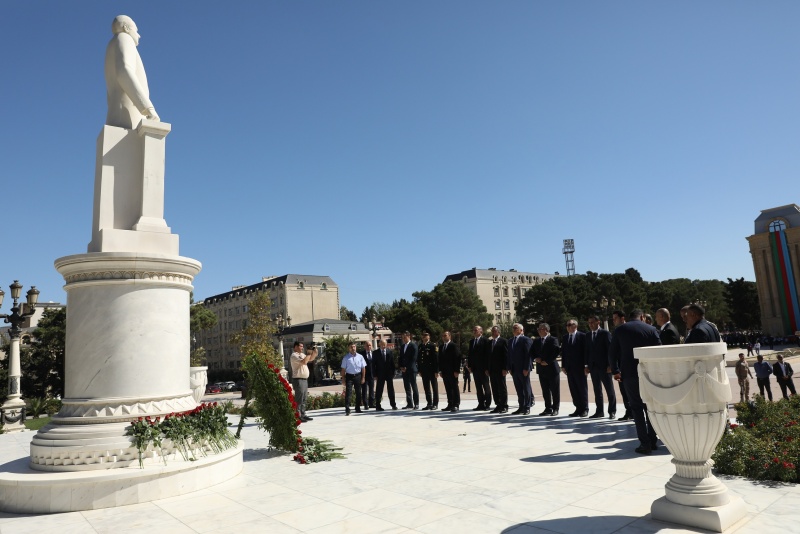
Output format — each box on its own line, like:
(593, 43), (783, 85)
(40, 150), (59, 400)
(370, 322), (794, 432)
(359, 302), (392, 324)
(323, 334), (356, 375)
(230, 292), (281, 368)
(725, 278), (761, 331)
(21, 307), (66, 398)
(339, 306), (357, 322)
(190, 303), (218, 366)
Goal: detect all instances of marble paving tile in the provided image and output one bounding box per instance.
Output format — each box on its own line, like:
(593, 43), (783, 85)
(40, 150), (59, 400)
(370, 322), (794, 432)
(271, 501), (363, 531)
(470, 491), (569, 524)
(414, 509), (517, 534)
(0, 515), (97, 534)
(530, 505), (640, 534)
(369, 496), (460, 529)
(194, 515), (302, 534)
(330, 488), (413, 514)
(305, 514), (408, 534)
(237, 489), (325, 516)
(81, 502), (192, 534)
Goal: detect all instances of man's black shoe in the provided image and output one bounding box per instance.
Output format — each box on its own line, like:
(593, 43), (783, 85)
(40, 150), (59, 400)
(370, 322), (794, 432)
(490, 407), (501, 414)
(413, 405), (420, 410)
(346, 411), (350, 416)
(375, 407), (385, 412)
(522, 409), (530, 415)
(511, 408), (522, 415)
(391, 406), (398, 411)
(650, 442), (660, 451)
(635, 445), (652, 455)
(362, 407), (369, 411)
(431, 405), (438, 410)
(403, 405), (413, 409)
(301, 416), (313, 422)
(618, 413), (633, 421)
(450, 406), (459, 413)
(355, 409), (362, 413)
(579, 410), (589, 417)
(421, 405), (432, 411)
(472, 405), (483, 411)
(589, 412), (604, 419)
(441, 406), (451, 411)
(568, 411), (581, 417)
(539, 410), (553, 416)
(608, 412), (616, 420)
(498, 407), (508, 414)
(551, 410), (559, 416)
(483, 405), (492, 411)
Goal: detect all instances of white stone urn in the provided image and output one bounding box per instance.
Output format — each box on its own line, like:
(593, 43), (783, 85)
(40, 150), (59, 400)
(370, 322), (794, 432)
(635, 342), (745, 532)
(189, 366), (208, 404)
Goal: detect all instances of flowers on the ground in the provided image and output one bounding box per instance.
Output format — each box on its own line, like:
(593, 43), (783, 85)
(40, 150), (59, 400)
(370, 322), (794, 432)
(126, 402), (237, 468)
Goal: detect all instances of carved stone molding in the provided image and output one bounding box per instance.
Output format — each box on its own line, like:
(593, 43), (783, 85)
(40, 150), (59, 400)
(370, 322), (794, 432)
(63, 270), (193, 286)
(56, 394), (197, 420)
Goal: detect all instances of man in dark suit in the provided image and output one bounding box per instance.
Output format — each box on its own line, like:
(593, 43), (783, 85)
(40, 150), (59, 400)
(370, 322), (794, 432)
(418, 331), (440, 410)
(585, 315), (616, 419)
(468, 326), (492, 411)
(610, 309), (662, 454)
(373, 340), (397, 411)
(488, 326), (509, 414)
(773, 354), (797, 398)
(532, 323), (561, 416)
(655, 308), (681, 345)
(612, 310), (633, 421)
(358, 341), (375, 409)
(684, 304), (721, 344)
(439, 331), (461, 412)
(508, 323), (533, 414)
(398, 331), (419, 409)
(561, 319), (588, 417)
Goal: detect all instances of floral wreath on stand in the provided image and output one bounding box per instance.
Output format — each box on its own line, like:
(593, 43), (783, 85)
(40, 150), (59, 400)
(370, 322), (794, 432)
(238, 353), (343, 464)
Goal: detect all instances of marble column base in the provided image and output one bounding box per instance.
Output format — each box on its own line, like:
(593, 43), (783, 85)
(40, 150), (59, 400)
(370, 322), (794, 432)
(0, 441), (243, 513)
(651, 494), (747, 533)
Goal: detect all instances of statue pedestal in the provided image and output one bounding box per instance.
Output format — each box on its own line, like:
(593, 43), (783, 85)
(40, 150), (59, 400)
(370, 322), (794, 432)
(636, 342), (747, 532)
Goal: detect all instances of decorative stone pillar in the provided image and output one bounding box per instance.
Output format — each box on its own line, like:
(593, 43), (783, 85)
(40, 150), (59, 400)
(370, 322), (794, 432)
(636, 342), (746, 532)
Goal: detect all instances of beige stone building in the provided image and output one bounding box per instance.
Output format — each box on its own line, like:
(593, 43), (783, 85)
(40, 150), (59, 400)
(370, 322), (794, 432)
(443, 268), (557, 326)
(746, 204), (800, 335)
(198, 275), (340, 370)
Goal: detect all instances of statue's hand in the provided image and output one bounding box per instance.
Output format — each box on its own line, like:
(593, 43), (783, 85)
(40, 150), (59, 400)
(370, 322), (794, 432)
(144, 106), (160, 121)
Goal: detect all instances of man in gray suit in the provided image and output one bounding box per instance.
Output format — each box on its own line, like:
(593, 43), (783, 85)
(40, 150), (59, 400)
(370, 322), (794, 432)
(508, 323), (534, 415)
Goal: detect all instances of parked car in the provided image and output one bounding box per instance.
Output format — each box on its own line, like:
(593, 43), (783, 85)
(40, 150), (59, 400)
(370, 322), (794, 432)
(221, 381), (237, 391)
(206, 384), (221, 394)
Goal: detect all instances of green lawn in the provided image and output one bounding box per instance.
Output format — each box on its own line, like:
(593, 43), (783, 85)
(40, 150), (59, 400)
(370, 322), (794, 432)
(24, 416), (51, 431)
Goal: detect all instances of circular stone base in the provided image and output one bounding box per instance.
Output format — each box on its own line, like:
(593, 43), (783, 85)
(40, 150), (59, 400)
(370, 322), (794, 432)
(0, 441), (243, 513)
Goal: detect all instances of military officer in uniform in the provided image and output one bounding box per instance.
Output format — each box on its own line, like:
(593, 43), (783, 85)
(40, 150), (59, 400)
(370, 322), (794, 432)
(418, 331), (440, 410)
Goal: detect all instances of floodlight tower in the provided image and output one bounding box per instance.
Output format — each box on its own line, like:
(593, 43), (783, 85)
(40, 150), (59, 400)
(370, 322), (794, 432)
(563, 239), (575, 276)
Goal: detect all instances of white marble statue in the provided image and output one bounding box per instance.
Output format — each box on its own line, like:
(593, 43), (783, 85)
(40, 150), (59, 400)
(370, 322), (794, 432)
(105, 15), (160, 129)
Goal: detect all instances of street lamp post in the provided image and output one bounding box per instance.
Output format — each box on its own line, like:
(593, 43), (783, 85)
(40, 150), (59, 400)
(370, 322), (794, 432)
(364, 314), (385, 350)
(592, 296), (615, 331)
(0, 280), (40, 432)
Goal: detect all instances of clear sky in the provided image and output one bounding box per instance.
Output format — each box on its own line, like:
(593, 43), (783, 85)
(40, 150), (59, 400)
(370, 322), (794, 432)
(2, 2), (798, 316)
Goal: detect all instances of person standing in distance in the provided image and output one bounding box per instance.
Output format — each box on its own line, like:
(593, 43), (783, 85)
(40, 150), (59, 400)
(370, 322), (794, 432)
(468, 326), (492, 411)
(754, 354), (774, 401)
(585, 315), (616, 419)
(610, 309), (662, 454)
(684, 304), (721, 343)
(418, 331), (440, 410)
(734, 353), (753, 403)
(373, 340), (397, 411)
(508, 323), (534, 414)
(358, 341), (375, 410)
(655, 308), (681, 345)
(612, 310), (633, 421)
(562, 319), (588, 417)
(290, 342), (316, 422)
(398, 332), (419, 409)
(340, 343), (367, 416)
(439, 331), (461, 412)
(773, 354), (797, 399)
(488, 326), (509, 414)
(532, 323), (561, 416)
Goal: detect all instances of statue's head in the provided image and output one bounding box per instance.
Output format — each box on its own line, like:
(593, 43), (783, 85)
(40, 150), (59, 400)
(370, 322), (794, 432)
(112, 15), (140, 46)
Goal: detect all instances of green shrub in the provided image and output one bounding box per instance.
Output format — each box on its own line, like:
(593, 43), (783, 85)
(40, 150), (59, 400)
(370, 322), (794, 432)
(47, 398), (62, 415)
(26, 397), (48, 419)
(306, 391), (360, 411)
(713, 395), (800, 482)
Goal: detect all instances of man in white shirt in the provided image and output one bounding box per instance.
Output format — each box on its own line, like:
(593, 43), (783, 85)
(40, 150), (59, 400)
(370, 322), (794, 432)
(290, 342), (316, 422)
(341, 343), (367, 415)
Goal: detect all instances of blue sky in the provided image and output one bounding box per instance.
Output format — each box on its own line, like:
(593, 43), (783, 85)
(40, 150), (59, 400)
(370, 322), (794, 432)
(2, 2), (798, 315)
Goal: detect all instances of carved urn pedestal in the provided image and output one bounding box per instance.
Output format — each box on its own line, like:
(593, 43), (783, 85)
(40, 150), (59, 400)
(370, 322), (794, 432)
(635, 342), (746, 532)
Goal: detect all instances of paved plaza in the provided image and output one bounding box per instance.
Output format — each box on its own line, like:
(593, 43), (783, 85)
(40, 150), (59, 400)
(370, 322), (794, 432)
(0, 390), (799, 534)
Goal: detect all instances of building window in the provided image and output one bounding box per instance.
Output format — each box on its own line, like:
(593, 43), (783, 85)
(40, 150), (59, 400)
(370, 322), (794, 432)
(494, 287), (500, 297)
(770, 220), (787, 233)
(495, 300), (501, 310)
(505, 313), (511, 321)
(503, 287), (509, 297)
(324, 324), (330, 331)
(496, 313), (502, 322)
(298, 282), (304, 289)
(504, 300), (510, 310)
(321, 283), (327, 290)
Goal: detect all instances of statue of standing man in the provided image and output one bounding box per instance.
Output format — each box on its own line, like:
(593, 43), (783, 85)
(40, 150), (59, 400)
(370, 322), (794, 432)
(105, 15), (160, 129)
